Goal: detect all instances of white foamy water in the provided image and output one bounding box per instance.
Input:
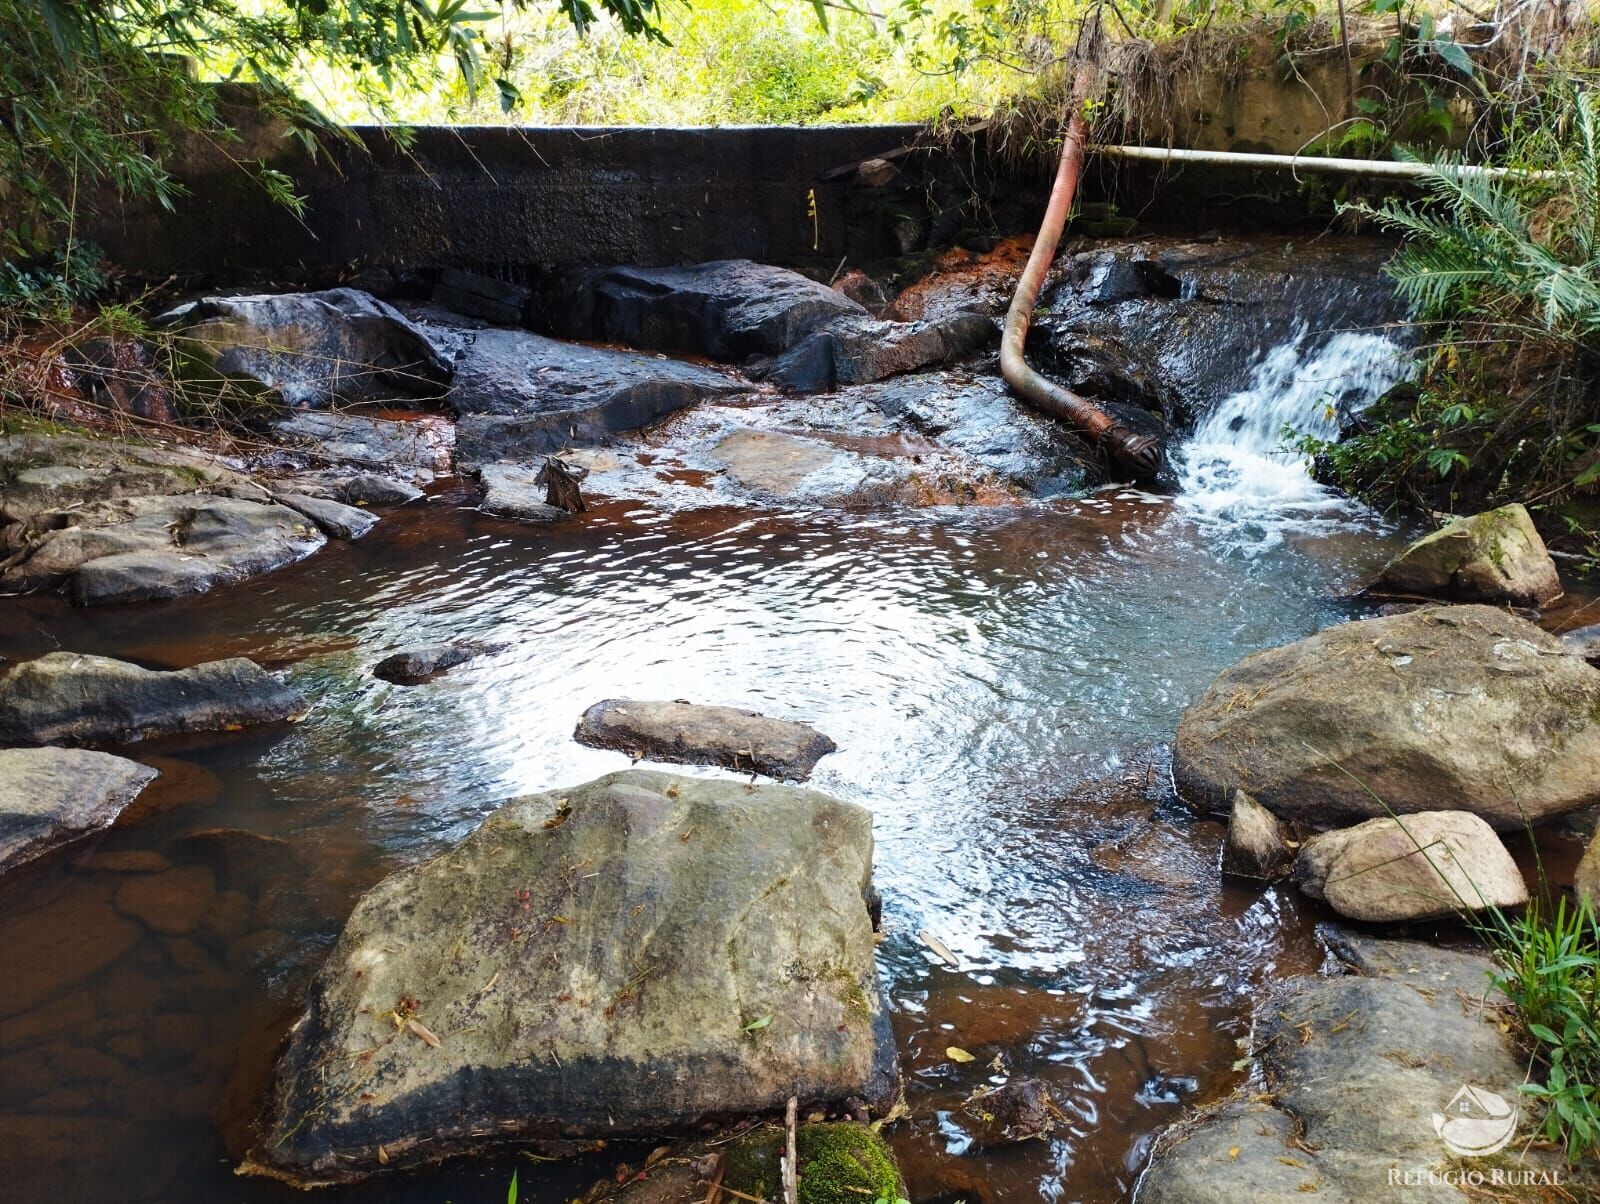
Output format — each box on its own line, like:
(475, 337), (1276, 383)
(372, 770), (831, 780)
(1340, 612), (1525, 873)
(1175, 327), (1410, 551)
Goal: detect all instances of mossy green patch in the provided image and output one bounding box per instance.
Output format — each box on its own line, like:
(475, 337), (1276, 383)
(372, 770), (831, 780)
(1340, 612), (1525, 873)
(724, 1122), (905, 1204)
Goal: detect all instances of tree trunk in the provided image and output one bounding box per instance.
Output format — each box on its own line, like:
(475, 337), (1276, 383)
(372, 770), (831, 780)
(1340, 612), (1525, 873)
(999, 62), (1164, 482)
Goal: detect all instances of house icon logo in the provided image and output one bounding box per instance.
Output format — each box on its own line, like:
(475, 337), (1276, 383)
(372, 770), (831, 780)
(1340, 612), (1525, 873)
(1432, 1085), (1518, 1157)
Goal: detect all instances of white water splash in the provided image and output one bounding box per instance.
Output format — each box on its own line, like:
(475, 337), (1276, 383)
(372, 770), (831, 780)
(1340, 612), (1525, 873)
(1175, 327), (1410, 550)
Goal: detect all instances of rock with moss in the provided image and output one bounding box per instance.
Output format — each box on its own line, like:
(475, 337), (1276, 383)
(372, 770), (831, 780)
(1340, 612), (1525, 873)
(724, 1122), (906, 1204)
(240, 770), (898, 1187)
(1373, 503), (1561, 607)
(1175, 605), (1600, 831)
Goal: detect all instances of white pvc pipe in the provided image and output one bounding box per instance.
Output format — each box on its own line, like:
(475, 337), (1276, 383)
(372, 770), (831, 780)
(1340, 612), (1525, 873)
(1091, 143), (1553, 180)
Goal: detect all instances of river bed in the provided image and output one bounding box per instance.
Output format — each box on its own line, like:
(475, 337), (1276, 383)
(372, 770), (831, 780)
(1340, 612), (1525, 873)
(0, 464), (1429, 1201)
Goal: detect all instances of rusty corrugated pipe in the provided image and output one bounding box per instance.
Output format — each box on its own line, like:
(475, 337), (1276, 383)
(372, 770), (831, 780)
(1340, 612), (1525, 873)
(999, 64), (1164, 483)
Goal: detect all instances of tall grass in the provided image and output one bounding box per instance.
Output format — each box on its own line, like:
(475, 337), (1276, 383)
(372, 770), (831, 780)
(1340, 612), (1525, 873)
(1479, 895), (1600, 1164)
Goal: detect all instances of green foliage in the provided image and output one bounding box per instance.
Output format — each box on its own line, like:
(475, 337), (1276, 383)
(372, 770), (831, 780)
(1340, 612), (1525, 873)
(0, 0), (670, 268)
(1481, 897), (1600, 1164)
(1313, 82), (1600, 539)
(0, 244), (109, 321)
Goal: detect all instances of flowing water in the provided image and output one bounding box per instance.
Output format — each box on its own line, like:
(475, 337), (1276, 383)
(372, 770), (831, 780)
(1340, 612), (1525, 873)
(0, 315), (1493, 1202)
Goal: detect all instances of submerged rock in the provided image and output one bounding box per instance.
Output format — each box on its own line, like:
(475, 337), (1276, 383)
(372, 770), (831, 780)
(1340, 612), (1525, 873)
(440, 325), (745, 466)
(575, 699), (838, 781)
(161, 289), (451, 410)
(1138, 934), (1564, 1202)
(1220, 790), (1292, 882)
(1295, 811), (1527, 923)
(242, 770), (896, 1186)
(372, 641), (499, 685)
(0, 652), (309, 747)
(961, 1078), (1059, 1146)
(1373, 504), (1561, 607)
(1175, 606), (1600, 830)
(0, 748), (159, 874)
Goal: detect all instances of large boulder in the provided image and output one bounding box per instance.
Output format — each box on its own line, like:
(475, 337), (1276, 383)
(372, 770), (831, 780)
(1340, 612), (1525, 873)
(0, 652), (309, 746)
(1138, 935), (1562, 1202)
(575, 699), (838, 781)
(441, 327), (745, 466)
(1373, 504), (1562, 607)
(241, 770), (896, 1186)
(160, 289), (451, 410)
(0, 748), (159, 874)
(1174, 605), (1600, 830)
(1295, 811), (1528, 923)
(552, 260), (869, 360)
(3, 493), (328, 605)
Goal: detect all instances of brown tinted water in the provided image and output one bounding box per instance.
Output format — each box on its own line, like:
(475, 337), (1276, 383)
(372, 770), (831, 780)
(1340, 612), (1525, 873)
(0, 484), (1566, 1203)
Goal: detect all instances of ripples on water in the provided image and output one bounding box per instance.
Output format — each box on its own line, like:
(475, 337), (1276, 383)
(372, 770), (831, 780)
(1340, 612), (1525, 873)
(0, 482), (1409, 1203)
(0, 302), (1429, 1204)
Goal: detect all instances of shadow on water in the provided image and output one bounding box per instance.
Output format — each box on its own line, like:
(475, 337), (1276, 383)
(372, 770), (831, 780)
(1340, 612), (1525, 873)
(0, 479), (1421, 1202)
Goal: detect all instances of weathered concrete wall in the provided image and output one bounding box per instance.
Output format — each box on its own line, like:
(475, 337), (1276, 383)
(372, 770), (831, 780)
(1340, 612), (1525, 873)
(88, 42), (1400, 283)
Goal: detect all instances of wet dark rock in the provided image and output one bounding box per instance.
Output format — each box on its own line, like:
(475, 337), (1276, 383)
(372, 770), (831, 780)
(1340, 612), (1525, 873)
(961, 1078), (1059, 1146)
(372, 640), (500, 685)
(112, 865), (217, 936)
(270, 491), (377, 540)
(1175, 606), (1600, 830)
(0, 748), (159, 874)
(550, 260), (867, 360)
(1035, 236), (1403, 425)
(761, 312), (995, 393)
(1373, 504), (1562, 608)
(439, 326), (745, 466)
(1295, 811), (1527, 923)
(269, 411), (455, 482)
(431, 267), (531, 326)
(1561, 622), (1600, 665)
(575, 699), (838, 781)
(160, 289), (451, 410)
(832, 269), (890, 314)
(334, 473), (424, 507)
(242, 769), (895, 1187)
(0, 652), (309, 747)
(1220, 790), (1291, 882)
(475, 462), (568, 524)
(1138, 934), (1572, 1201)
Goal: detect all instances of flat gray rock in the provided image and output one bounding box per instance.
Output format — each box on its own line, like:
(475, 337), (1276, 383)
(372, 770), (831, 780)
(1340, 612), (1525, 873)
(272, 491), (379, 540)
(0, 748), (159, 874)
(241, 770), (896, 1187)
(475, 462), (569, 524)
(442, 326), (745, 465)
(270, 411), (455, 482)
(576, 699), (838, 781)
(0, 652), (310, 746)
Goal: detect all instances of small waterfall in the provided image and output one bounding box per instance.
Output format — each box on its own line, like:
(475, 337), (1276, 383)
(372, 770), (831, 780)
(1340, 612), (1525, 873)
(1174, 326), (1410, 549)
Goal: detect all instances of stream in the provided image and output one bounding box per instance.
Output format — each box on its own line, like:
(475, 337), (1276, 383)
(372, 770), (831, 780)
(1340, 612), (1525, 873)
(0, 313), (1430, 1201)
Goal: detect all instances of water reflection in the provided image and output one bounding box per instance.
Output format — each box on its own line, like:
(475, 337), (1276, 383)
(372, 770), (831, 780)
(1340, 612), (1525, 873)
(0, 488), (1406, 1202)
